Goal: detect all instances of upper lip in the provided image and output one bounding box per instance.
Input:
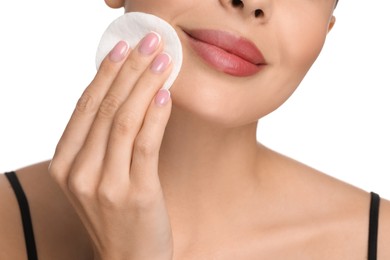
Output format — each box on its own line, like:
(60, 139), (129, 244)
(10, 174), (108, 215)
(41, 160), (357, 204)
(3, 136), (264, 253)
(183, 29), (266, 65)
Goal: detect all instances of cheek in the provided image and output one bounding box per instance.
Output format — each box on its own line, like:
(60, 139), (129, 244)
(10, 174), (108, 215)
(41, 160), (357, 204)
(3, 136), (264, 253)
(232, 24), (329, 124)
(276, 18), (328, 73)
(245, 18), (330, 118)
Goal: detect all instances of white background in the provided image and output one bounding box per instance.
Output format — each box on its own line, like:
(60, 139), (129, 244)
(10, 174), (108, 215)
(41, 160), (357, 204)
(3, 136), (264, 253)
(0, 1), (389, 199)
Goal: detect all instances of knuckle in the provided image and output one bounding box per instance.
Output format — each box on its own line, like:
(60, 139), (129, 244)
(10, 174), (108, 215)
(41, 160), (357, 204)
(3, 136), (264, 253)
(97, 186), (123, 208)
(112, 111), (138, 135)
(98, 94), (121, 118)
(75, 90), (96, 114)
(124, 58), (144, 72)
(134, 135), (157, 157)
(67, 174), (95, 200)
(48, 159), (65, 184)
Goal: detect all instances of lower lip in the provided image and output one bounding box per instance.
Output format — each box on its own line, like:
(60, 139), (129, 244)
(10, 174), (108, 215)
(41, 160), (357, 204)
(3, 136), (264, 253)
(186, 34), (262, 77)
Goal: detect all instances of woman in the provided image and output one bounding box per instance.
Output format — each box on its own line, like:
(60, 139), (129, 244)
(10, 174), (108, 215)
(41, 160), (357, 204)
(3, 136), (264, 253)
(1, 0), (389, 259)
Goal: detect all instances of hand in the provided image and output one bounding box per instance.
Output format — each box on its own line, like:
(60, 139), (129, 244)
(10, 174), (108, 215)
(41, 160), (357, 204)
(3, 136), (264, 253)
(49, 32), (174, 260)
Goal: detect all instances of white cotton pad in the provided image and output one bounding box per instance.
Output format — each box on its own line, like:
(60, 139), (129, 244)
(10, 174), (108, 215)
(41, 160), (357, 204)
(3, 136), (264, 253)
(96, 12), (183, 90)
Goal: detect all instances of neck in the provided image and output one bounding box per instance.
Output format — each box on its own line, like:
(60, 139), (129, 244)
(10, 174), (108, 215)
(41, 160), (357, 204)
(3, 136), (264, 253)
(158, 105), (264, 209)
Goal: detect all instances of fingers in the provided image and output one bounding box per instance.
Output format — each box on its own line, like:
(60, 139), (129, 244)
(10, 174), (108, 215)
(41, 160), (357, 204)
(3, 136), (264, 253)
(49, 41), (132, 239)
(101, 53), (173, 191)
(69, 32), (164, 191)
(79, 32), (162, 159)
(50, 40), (130, 184)
(50, 30), (174, 214)
(50, 31), (173, 200)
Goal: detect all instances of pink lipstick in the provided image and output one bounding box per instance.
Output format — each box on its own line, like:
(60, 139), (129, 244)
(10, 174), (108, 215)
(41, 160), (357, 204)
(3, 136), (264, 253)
(184, 29), (266, 77)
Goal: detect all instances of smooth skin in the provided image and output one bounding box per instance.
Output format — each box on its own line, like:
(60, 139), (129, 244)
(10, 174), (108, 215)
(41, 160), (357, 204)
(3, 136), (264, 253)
(1, 0), (390, 259)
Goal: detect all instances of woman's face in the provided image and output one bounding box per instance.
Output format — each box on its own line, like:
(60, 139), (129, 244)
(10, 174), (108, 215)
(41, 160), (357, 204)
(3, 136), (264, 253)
(120, 0), (336, 127)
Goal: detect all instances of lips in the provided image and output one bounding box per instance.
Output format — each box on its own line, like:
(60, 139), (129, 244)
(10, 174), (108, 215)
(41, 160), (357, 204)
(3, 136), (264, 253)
(183, 29), (266, 77)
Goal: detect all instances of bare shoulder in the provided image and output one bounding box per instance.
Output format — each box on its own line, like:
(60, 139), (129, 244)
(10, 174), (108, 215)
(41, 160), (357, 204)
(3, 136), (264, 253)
(378, 197), (390, 259)
(0, 161), (93, 260)
(258, 145), (387, 259)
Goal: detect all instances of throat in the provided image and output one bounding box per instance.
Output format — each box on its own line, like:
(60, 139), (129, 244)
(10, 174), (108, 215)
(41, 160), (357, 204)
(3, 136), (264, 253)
(157, 107), (263, 212)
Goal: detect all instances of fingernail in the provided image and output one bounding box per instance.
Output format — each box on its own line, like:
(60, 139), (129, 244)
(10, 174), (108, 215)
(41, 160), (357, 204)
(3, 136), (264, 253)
(109, 41), (129, 62)
(139, 32), (161, 55)
(154, 89), (171, 106)
(151, 53), (171, 73)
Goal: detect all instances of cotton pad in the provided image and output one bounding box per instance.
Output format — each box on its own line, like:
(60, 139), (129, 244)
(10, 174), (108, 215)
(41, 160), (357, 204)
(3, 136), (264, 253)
(96, 12), (183, 90)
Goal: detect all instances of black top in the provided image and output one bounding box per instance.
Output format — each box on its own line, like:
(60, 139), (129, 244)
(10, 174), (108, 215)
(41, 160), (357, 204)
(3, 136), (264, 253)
(4, 171), (381, 260)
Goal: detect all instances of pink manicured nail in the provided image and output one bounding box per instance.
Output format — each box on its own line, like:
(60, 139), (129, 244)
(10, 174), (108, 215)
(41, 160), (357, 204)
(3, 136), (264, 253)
(154, 89), (171, 106)
(151, 53), (171, 73)
(109, 41), (129, 62)
(138, 32), (161, 55)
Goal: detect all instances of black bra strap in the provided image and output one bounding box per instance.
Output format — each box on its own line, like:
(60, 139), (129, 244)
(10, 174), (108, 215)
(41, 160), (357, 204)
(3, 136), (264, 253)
(368, 192), (380, 260)
(5, 171), (38, 260)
